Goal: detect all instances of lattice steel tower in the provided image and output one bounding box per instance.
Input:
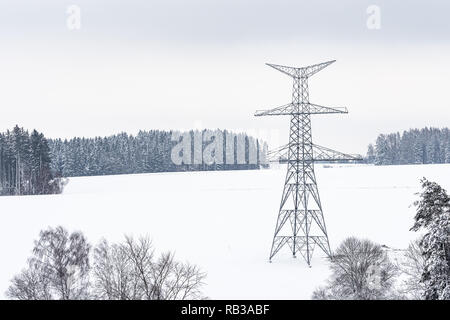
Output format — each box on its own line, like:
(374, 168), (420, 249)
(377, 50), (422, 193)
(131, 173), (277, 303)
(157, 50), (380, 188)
(255, 60), (361, 266)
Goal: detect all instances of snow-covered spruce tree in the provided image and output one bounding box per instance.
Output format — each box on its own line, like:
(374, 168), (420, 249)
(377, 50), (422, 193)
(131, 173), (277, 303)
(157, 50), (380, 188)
(366, 144), (375, 164)
(375, 134), (389, 165)
(411, 178), (450, 300)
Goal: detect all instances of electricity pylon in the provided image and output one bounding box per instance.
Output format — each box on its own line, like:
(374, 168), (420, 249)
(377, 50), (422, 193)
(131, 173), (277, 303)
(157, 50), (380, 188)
(255, 60), (362, 266)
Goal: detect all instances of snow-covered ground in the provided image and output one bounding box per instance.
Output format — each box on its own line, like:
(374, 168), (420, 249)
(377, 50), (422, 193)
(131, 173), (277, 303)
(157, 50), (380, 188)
(1, 163), (449, 299)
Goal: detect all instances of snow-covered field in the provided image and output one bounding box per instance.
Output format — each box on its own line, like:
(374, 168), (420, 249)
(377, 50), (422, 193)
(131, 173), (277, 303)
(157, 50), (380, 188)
(1, 163), (449, 299)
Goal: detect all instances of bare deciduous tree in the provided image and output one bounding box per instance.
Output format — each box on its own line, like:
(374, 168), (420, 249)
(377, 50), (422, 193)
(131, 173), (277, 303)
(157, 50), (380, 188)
(6, 264), (52, 300)
(92, 239), (141, 300)
(31, 226), (91, 299)
(93, 236), (206, 300)
(312, 237), (398, 300)
(7, 228), (206, 300)
(398, 240), (426, 299)
(7, 226), (91, 300)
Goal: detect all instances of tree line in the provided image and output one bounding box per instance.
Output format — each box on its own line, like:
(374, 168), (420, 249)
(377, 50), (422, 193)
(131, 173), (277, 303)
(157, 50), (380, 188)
(0, 126), (63, 196)
(367, 127), (450, 165)
(48, 129), (268, 177)
(1, 126), (267, 195)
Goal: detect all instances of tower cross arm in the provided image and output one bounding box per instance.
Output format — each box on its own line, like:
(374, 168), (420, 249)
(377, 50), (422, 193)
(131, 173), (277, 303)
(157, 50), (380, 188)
(265, 143), (363, 163)
(303, 60), (336, 78)
(254, 103), (347, 116)
(305, 103), (347, 115)
(266, 60), (336, 79)
(254, 104), (294, 117)
(266, 143), (289, 163)
(312, 144), (363, 162)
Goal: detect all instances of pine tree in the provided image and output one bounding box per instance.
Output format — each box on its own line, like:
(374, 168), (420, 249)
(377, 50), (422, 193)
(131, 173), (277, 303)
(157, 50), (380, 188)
(366, 144), (375, 164)
(375, 135), (389, 165)
(411, 178), (450, 300)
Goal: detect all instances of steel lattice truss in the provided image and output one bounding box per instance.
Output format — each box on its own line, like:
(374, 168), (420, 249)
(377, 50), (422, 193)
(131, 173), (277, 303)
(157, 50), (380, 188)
(266, 143), (360, 163)
(255, 60), (362, 266)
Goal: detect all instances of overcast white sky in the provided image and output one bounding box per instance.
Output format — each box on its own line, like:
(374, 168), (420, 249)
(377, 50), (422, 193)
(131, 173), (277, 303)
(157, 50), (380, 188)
(0, 0), (449, 154)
